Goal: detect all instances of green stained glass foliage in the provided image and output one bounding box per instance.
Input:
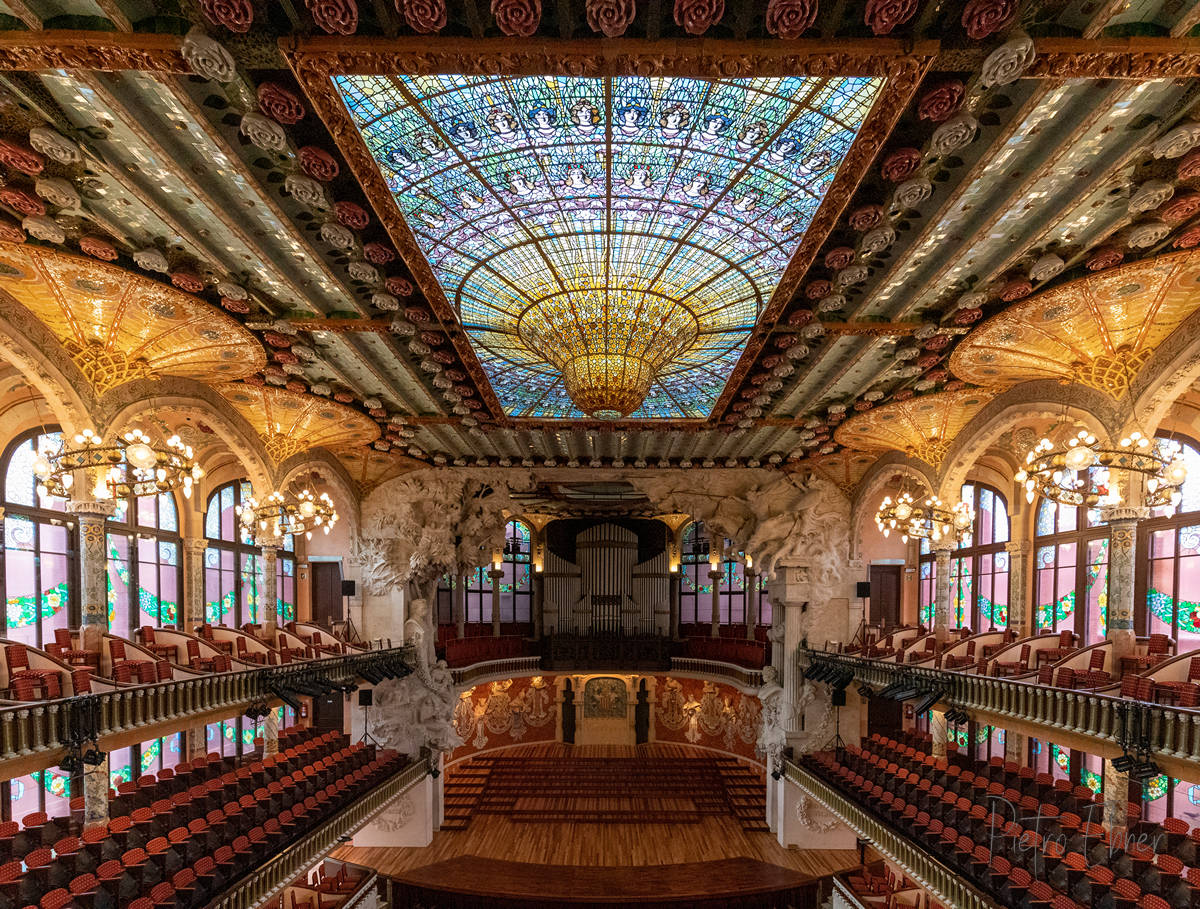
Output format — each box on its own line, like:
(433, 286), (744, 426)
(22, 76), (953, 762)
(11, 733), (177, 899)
(337, 73), (881, 418)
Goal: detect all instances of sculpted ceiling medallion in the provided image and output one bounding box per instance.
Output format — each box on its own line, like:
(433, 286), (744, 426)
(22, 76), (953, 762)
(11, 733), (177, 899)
(949, 248), (1200, 397)
(214, 383), (380, 463)
(0, 242), (264, 395)
(335, 73), (882, 419)
(833, 387), (995, 468)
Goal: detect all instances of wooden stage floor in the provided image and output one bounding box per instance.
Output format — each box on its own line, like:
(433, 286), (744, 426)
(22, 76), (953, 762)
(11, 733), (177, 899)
(334, 744), (861, 880)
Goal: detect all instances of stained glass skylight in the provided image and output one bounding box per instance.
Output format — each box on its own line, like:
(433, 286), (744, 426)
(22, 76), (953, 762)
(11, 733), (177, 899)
(337, 74), (882, 419)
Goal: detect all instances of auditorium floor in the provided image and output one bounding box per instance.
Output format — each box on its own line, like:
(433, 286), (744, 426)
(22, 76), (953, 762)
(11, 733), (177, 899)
(334, 744), (864, 878)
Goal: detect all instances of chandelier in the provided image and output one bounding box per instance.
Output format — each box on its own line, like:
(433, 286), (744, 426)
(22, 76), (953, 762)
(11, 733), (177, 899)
(33, 427), (203, 501)
(875, 485), (973, 545)
(1014, 429), (1187, 508)
(237, 489), (338, 541)
(517, 286), (699, 419)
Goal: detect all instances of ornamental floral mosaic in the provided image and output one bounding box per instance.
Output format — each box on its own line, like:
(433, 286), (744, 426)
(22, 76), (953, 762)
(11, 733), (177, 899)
(337, 74), (881, 418)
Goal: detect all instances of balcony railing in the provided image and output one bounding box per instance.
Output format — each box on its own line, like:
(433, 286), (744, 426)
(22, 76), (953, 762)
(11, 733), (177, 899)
(0, 647), (411, 778)
(450, 655), (542, 687)
(670, 657), (764, 690)
(784, 760), (999, 909)
(208, 760), (427, 909)
(804, 650), (1200, 775)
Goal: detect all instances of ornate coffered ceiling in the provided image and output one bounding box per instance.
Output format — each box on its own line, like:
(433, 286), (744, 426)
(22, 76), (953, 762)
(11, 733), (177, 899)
(0, 1), (1198, 476)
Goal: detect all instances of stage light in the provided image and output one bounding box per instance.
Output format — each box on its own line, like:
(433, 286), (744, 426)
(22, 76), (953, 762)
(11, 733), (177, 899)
(857, 684), (873, 699)
(58, 751), (81, 774)
(912, 689), (944, 715)
(1132, 759), (1161, 780)
(82, 747), (105, 767)
(1111, 754), (1135, 774)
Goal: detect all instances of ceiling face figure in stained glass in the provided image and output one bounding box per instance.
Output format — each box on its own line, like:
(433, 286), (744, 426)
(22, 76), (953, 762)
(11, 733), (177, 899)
(337, 73), (882, 419)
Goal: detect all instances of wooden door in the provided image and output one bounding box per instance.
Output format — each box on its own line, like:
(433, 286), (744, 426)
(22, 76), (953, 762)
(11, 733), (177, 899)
(311, 561), (343, 627)
(869, 564), (902, 630)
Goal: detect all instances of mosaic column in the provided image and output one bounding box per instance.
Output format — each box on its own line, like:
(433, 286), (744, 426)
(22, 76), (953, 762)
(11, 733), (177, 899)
(709, 569), (723, 637)
(68, 500), (116, 653)
(930, 709), (947, 758)
(744, 568), (758, 640)
(1004, 730), (1026, 765)
(1103, 758), (1129, 830)
(263, 708), (279, 757)
(488, 568), (503, 637)
(933, 546), (953, 641)
(1004, 540), (1032, 635)
(1100, 505), (1147, 664)
(82, 753), (109, 832)
(260, 542), (280, 634)
(182, 538), (208, 631)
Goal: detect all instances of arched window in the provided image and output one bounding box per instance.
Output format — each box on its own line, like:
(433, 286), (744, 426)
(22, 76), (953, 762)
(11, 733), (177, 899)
(1033, 498), (1109, 644)
(106, 490), (183, 634)
(1139, 435), (1200, 651)
(679, 522), (770, 630)
(949, 483), (1010, 630)
(435, 520), (533, 629)
(1, 428), (76, 649)
(204, 480), (261, 627)
(918, 539), (935, 628)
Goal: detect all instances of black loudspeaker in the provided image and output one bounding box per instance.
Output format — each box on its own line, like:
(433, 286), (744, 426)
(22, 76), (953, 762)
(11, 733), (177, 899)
(856, 581), (871, 599)
(358, 689), (373, 707)
(341, 580), (356, 597)
(832, 689), (847, 707)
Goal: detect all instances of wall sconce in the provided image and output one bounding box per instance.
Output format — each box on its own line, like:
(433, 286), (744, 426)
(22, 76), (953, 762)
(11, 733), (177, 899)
(745, 555), (754, 570)
(669, 563), (679, 573)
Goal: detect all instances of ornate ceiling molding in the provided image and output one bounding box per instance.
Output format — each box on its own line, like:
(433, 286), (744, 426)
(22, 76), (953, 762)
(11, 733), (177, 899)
(949, 249), (1200, 398)
(0, 30), (188, 72)
(834, 387), (996, 469)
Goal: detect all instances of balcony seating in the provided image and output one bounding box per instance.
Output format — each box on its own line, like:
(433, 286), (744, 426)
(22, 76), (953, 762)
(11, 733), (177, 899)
(944, 640), (977, 670)
(1155, 656), (1200, 703)
(136, 627), (179, 663)
(0, 727), (404, 908)
(804, 731), (1196, 909)
(5, 645), (63, 700)
(992, 644), (1031, 677)
(681, 636), (767, 670)
(1121, 633), (1174, 677)
(50, 630), (100, 670)
(982, 629), (1016, 659)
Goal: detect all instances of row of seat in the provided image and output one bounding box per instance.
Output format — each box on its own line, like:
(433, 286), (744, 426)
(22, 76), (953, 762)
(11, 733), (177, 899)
(0, 727), (404, 909)
(804, 735), (1192, 908)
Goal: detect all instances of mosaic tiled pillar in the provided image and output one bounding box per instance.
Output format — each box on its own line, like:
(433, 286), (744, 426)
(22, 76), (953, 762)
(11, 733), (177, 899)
(1100, 506), (1146, 664)
(68, 500), (115, 653)
(1103, 758), (1129, 830)
(1004, 540), (1032, 635)
(182, 539), (208, 630)
(488, 568), (503, 637)
(1004, 730), (1026, 765)
(930, 710), (947, 758)
(82, 754), (109, 832)
(933, 547), (952, 640)
(260, 544), (279, 633)
(709, 569), (723, 637)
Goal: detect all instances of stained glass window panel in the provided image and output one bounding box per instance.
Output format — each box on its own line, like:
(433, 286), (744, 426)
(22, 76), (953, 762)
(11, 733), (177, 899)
(337, 73), (882, 418)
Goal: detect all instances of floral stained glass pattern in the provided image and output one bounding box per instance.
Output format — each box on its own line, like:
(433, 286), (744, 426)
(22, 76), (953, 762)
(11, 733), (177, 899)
(337, 74), (882, 418)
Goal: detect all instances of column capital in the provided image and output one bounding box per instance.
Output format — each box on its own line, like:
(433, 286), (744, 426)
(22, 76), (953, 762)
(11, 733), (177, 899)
(1004, 540), (1032, 555)
(708, 568), (724, 581)
(183, 538), (208, 554)
(66, 499), (117, 518)
(1099, 504), (1150, 524)
(487, 567), (504, 581)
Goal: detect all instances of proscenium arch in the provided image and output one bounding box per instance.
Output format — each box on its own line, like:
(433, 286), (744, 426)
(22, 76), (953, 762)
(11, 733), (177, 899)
(934, 380), (1121, 503)
(93, 377), (273, 495)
